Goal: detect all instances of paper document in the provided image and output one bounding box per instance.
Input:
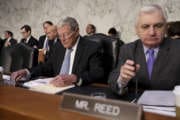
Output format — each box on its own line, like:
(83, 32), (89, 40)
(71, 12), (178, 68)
(3, 74), (10, 80)
(23, 78), (75, 94)
(143, 106), (176, 117)
(137, 90), (175, 106)
(137, 90), (176, 117)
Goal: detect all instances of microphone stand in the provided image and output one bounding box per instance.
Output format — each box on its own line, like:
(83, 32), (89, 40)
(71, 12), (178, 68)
(131, 42), (138, 103)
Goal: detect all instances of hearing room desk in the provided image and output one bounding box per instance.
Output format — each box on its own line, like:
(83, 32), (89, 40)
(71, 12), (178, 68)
(0, 86), (177, 120)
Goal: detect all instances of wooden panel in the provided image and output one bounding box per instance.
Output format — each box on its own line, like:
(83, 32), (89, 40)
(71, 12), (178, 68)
(0, 86), (102, 120)
(0, 86), (177, 120)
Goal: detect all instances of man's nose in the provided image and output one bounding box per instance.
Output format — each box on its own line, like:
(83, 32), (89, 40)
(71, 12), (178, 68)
(148, 26), (156, 36)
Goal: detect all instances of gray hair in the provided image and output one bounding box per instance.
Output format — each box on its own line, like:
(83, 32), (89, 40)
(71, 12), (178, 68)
(58, 17), (79, 31)
(136, 4), (167, 25)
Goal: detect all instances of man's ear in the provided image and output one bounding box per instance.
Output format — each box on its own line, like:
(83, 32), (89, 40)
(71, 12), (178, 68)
(75, 28), (80, 37)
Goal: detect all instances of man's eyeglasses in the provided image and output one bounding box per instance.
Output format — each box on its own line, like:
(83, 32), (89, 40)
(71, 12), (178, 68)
(59, 31), (75, 40)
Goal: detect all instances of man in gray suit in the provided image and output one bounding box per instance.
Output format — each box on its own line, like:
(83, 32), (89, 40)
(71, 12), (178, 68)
(108, 4), (180, 95)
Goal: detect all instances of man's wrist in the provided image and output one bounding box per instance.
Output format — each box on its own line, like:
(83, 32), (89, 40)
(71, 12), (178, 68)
(118, 76), (129, 88)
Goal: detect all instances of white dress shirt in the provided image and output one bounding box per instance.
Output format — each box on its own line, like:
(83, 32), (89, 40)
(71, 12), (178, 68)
(69, 37), (80, 74)
(42, 36), (48, 50)
(26, 36), (31, 43)
(4, 37), (11, 47)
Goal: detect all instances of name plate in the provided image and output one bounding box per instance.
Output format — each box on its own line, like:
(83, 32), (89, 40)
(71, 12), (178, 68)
(61, 93), (142, 120)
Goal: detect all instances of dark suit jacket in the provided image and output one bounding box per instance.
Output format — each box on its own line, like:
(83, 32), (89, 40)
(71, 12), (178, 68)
(21, 36), (38, 48)
(30, 36), (104, 85)
(108, 38), (180, 94)
(38, 35), (46, 49)
(3, 38), (17, 46)
(38, 35), (58, 61)
(38, 35), (57, 51)
(0, 38), (4, 53)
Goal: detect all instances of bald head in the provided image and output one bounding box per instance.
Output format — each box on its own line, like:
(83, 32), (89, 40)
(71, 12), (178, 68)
(46, 25), (58, 40)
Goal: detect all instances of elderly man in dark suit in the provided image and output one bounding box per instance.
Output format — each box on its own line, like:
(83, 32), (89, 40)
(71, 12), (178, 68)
(20, 25), (38, 48)
(108, 4), (180, 95)
(38, 25), (58, 63)
(11, 17), (104, 86)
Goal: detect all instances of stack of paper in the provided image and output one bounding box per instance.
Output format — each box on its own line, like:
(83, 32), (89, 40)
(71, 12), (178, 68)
(3, 74), (10, 80)
(23, 78), (75, 94)
(137, 91), (176, 117)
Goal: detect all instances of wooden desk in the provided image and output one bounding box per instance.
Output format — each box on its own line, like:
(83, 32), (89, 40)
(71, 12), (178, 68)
(0, 86), (177, 120)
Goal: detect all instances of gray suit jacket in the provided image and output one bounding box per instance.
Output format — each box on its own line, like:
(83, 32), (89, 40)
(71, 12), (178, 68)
(108, 38), (180, 94)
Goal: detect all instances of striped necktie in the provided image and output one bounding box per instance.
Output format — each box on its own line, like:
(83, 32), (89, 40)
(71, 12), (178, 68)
(146, 49), (155, 80)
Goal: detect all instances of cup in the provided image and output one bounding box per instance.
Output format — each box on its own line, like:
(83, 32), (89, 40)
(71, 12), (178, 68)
(38, 49), (45, 63)
(91, 92), (106, 99)
(173, 86), (180, 119)
(0, 66), (4, 81)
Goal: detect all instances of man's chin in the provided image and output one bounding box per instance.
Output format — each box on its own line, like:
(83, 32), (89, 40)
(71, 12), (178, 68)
(145, 42), (161, 48)
(62, 44), (70, 49)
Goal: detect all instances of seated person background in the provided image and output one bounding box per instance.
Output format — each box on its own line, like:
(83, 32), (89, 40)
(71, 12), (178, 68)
(167, 21), (180, 40)
(11, 17), (104, 87)
(2, 30), (17, 47)
(108, 27), (124, 47)
(85, 24), (96, 36)
(108, 27), (124, 67)
(38, 25), (58, 63)
(20, 25), (38, 48)
(108, 4), (180, 95)
(38, 21), (53, 49)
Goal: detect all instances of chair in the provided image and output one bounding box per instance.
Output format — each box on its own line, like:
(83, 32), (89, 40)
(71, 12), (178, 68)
(84, 33), (119, 83)
(0, 47), (12, 73)
(0, 43), (38, 73)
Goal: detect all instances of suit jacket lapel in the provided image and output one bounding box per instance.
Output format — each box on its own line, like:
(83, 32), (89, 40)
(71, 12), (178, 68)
(135, 40), (150, 85)
(72, 37), (85, 73)
(151, 38), (170, 81)
(55, 42), (66, 74)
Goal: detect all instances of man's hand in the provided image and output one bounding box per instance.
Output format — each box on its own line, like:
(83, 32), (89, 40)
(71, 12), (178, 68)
(50, 74), (77, 87)
(11, 69), (28, 81)
(119, 59), (140, 83)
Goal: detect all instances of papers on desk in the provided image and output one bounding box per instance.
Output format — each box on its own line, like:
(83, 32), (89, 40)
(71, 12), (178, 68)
(23, 78), (75, 94)
(143, 106), (176, 117)
(137, 91), (176, 117)
(3, 74), (10, 80)
(138, 91), (175, 106)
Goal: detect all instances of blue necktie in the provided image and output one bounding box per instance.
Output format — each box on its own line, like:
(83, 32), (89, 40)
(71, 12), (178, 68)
(60, 49), (72, 74)
(147, 49), (155, 79)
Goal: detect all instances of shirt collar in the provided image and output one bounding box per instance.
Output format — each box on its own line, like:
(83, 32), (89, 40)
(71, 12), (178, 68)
(143, 45), (159, 55)
(26, 35), (31, 43)
(54, 37), (58, 44)
(7, 37), (11, 42)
